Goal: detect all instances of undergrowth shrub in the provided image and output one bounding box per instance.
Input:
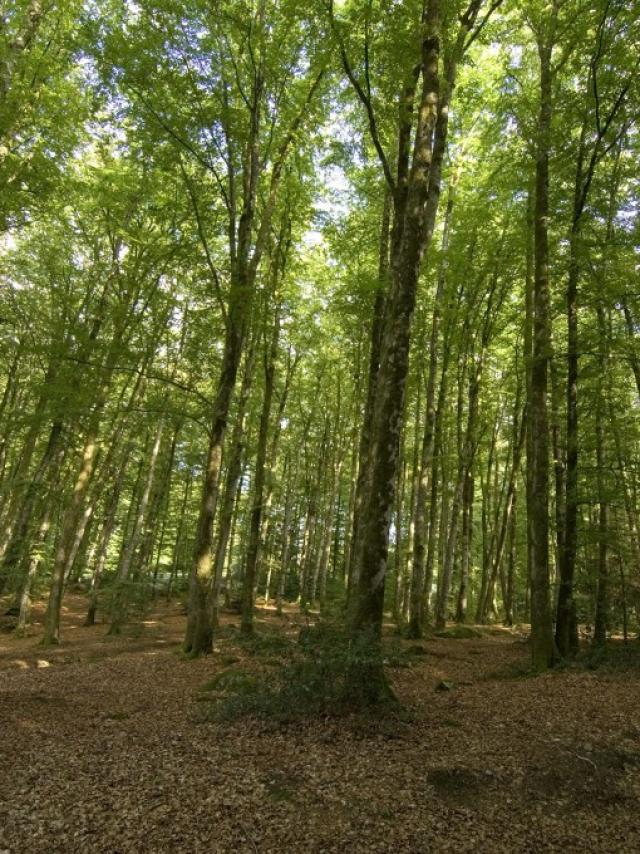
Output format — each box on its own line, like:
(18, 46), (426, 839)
(434, 625), (484, 640)
(239, 631), (294, 657)
(584, 640), (640, 672)
(198, 622), (400, 723)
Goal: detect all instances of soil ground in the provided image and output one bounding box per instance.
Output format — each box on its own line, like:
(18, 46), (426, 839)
(1, 596), (639, 853)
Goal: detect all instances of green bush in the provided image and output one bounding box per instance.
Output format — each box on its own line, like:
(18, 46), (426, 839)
(239, 631), (294, 656)
(199, 622), (397, 723)
(434, 625), (484, 639)
(199, 668), (258, 695)
(319, 576), (347, 620)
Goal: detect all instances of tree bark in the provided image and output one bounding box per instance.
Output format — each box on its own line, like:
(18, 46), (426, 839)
(349, 0), (442, 654)
(528, 8), (558, 670)
(407, 181), (455, 637)
(241, 293), (282, 634)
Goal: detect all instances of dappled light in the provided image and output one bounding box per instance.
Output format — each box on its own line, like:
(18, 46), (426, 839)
(1, 0), (639, 850)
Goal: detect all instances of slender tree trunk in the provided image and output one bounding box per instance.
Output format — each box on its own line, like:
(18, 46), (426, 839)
(276, 465), (295, 615)
(85, 464), (125, 627)
(556, 125), (589, 658)
(150, 426), (181, 596)
(423, 343), (451, 621)
(528, 10), (558, 670)
(593, 304), (610, 650)
(166, 471), (192, 603)
(549, 359), (565, 599)
(347, 195), (391, 605)
(241, 300), (281, 635)
(408, 179), (455, 637)
(455, 469), (474, 622)
(524, 185), (535, 630)
(484, 403), (526, 623)
(0, 343), (23, 488)
(0, 421), (62, 593)
(210, 345), (255, 628)
(108, 420), (164, 635)
(503, 483), (517, 625)
(392, 458), (406, 625)
(186, 320), (247, 653)
(15, 493), (54, 635)
(593, 402), (608, 650)
(343, 346), (363, 585)
(183, 33), (321, 655)
(402, 378), (422, 626)
(436, 264), (501, 628)
(0, 361), (55, 557)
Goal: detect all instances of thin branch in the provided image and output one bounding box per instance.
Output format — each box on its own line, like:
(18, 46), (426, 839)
(327, 0), (396, 193)
(178, 159), (229, 329)
(249, 69), (325, 279)
(61, 354), (213, 409)
(129, 84), (232, 215)
(221, 31), (252, 111)
(464, 0), (504, 52)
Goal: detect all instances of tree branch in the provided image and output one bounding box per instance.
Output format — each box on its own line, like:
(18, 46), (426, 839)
(327, 0), (396, 193)
(179, 159), (229, 329)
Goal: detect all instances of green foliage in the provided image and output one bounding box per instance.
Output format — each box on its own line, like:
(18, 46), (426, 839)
(238, 631), (295, 657)
(198, 622), (398, 723)
(1, 0), (639, 664)
(583, 641), (640, 673)
(198, 668), (258, 696)
(434, 626), (484, 640)
(319, 575), (348, 620)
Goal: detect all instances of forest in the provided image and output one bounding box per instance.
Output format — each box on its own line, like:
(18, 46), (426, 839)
(1, 0), (640, 851)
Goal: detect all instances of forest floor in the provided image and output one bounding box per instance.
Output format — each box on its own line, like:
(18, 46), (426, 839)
(1, 597), (639, 853)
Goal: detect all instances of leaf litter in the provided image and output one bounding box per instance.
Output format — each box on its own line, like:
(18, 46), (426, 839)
(1, 596), (639, 853)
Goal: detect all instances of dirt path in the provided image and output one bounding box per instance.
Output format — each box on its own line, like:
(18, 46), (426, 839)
(1, 598), (639, 853)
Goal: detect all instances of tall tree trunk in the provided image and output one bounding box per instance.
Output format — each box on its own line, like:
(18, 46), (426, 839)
(402, 376), (422, 627)
(347, 195), (391, 605)
(299, 420), (328, 611)
(166, 471), (192, 603)
(185, 293), (251, 654)
(528, 7), (558, 670)
(504, 482), (517, 625)
(455, 469), (474, 622)
(592, 306), (609, 651)
(15, 455), (61, 636)
(0, 342), (22, 486)
(210, 343), (255, 628)
(349, 1), (442, 660)
(407, 180), (455, 637)
(85, 455), (128, 627)
(423, 340), (452, 621)
(437, 261), (502, 628)
(108, 420), (164, 635)
(0, 360), (54, 559)
(343, 345), (363, 585)
(241, 296), (282, 635)
(276, 462), (296, 616)
(549, 359), (565, 602)
(555, 123), (589, 658)
(183, 38), (322, 655)
(0, 421), (62, 593)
